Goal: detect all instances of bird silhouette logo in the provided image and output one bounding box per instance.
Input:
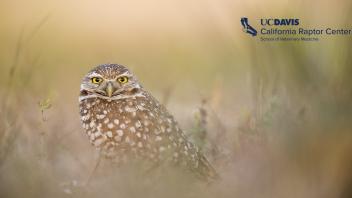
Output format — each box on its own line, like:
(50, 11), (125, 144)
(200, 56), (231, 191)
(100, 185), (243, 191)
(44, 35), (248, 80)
(241, 17), (257, 37)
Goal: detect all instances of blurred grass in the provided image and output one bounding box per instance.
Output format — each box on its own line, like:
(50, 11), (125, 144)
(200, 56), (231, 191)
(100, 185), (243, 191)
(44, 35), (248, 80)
(1, 0), (352, 197)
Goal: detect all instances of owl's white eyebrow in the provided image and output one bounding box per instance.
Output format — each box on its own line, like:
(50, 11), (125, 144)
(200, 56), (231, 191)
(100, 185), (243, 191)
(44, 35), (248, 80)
(88, 72), (103, 78)
(116, 71), (132, 78)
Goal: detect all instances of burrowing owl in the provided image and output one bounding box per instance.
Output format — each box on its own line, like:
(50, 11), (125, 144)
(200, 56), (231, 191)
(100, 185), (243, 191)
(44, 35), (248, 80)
(79, 64), (217, 180)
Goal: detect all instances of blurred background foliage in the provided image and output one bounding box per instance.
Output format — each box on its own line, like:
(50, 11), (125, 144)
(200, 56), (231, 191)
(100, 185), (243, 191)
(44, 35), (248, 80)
(0, 0), (352, 197)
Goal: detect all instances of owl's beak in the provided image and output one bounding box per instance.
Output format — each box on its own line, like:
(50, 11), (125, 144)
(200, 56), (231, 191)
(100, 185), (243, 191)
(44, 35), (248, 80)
(106, 82), (114, 97)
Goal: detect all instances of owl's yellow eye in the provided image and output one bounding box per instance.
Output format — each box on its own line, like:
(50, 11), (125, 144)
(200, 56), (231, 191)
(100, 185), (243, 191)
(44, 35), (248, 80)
(117, 76), (128, 83)
(91, 77), (103, 84)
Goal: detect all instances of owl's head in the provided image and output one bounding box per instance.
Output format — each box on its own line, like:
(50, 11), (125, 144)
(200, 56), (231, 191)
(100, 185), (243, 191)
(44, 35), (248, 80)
(80, 64), (142, 101)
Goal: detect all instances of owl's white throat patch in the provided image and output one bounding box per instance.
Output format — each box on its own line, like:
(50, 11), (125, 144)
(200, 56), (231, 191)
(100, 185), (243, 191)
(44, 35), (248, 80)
(79, 91), (145, 102)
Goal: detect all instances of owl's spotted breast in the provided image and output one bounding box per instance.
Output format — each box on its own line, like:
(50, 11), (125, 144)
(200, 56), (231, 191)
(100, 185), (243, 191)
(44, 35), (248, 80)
(81, 92), (185, 159)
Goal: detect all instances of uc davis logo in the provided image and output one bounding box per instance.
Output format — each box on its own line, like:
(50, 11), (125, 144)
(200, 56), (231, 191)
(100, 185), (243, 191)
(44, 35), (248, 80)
(241, 17), (257, 36)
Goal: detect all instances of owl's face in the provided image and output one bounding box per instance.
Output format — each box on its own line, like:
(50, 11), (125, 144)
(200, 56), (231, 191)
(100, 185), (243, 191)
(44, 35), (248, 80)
(80, 64), (142, 101)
